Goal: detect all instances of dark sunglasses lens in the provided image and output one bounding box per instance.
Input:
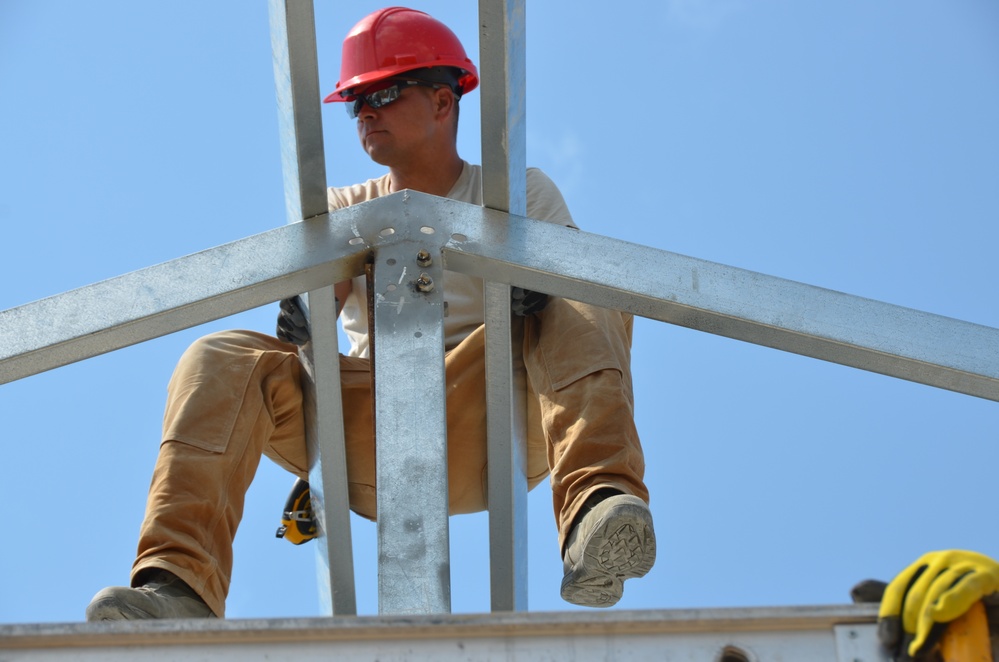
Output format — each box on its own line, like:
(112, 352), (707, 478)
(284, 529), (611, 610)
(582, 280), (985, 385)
(368, 86), (400, 109)
(347, 98), (363, 119)
(345, 84), (403, 119)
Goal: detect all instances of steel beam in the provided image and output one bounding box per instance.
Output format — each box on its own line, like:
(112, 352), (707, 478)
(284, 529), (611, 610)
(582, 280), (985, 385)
(0, 210), (370, 386)
(478, 0), (530, 612)
(269, 0), (327, 222)
(432, 195), (999, 402)
(268, 0), (355, 616)
(370, 224), (451, 615)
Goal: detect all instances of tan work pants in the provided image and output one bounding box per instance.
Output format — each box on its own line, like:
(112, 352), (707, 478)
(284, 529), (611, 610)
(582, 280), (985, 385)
(133, 297), (648, 617)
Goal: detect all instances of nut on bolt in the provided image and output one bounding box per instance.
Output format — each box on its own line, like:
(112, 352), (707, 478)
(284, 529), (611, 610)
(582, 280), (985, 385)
(416, 249), (433, 267)
(416, 272), (435, 292)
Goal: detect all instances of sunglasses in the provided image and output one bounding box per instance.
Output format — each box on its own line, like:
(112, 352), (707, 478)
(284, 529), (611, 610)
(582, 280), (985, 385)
(345, 80), (443, 119)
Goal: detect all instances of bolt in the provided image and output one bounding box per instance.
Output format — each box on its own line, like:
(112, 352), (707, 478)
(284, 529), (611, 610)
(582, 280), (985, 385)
(416, 273), (434, 292)
(416, 249), (433, 267)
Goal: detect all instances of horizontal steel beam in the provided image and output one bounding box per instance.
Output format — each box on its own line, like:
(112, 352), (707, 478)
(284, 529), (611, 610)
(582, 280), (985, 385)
(3, 191), (997, 403)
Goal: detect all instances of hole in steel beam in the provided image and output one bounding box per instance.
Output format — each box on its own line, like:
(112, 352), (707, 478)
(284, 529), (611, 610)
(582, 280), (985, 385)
(451, 233), (467, 242)
(379, 227), (395, 237)
(716, 645), (753, 662)
(348, 237), (365, 245)
(420, 226), (435, 234)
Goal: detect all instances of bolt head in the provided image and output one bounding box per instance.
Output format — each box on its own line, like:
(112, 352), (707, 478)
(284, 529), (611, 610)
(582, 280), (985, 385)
(416, 273), (435, 292)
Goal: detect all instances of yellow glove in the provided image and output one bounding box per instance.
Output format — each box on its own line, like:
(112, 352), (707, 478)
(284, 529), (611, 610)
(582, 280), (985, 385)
(878, 549), (999, 660)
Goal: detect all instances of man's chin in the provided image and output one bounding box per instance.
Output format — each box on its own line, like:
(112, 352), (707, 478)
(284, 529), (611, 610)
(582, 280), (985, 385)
(363, 144), (392, 166)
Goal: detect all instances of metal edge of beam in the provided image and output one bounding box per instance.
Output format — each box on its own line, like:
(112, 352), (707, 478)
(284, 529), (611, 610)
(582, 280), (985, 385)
(478, 0), (530, 613)
(0, 604), (881, 649)
(268, 0), (355, 616)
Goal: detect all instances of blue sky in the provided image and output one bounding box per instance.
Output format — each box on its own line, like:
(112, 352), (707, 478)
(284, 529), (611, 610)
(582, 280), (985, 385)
(1, 1), (997, 624)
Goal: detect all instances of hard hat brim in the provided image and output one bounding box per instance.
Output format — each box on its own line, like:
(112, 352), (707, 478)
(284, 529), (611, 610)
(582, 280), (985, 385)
(323, 63), (478, 104)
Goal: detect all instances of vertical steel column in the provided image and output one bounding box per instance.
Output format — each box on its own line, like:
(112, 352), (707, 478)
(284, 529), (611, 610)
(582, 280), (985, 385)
(372, 228), (451, 614)
(478, 0), (530, 611)
(268, 0), (356, 616)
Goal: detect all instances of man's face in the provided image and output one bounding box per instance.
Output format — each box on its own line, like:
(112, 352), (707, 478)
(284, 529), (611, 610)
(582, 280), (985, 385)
(352, 80), (440, 166)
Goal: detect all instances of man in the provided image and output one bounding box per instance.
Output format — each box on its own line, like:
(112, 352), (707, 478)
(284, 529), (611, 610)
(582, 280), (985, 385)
(86, 6), (654, 621)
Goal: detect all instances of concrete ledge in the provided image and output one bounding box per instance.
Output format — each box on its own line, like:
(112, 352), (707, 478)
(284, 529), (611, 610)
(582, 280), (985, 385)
(2, 604), (881, 647)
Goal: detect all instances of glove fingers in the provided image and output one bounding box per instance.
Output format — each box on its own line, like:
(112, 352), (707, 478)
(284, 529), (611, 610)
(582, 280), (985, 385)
(280, 296), (308, 328)
(511, 286), (549, 316)
(901, 556), (954, 635)
(880, 557), (929, 621)
(524, 291), (548, 311)
(276, 312), (310, 345)
(277, 296), (311, 345)
(879, 561), (932, 655)
(933, 565), (994, 621)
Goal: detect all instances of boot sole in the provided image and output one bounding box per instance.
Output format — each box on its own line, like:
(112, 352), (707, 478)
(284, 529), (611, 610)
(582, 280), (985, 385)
(560, 496), (656, 608)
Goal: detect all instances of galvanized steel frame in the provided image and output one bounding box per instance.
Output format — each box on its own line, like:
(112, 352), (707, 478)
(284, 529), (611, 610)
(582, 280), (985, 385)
(4, 191), (997, 397)
(1, 0), (999, 622)
(2, 190), (998, 618)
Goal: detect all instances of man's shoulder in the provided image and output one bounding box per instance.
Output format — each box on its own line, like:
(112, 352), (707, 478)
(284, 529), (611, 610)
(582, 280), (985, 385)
(327, 172), (393, 211)
(463, 163), (575, 227)
(525, 166), (559, 194)
(460, 163), (559, 198)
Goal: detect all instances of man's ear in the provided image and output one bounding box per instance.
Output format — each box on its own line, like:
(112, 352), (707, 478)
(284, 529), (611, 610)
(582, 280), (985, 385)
(434, 87), (456, 120)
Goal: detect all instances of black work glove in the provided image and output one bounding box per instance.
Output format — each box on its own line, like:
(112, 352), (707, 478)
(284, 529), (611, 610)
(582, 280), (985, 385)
(511, 287), (548, 317)
(276, 296), (310, 345)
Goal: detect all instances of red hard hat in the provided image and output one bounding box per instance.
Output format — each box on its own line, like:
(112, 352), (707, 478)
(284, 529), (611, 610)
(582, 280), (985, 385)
(324, 7), (479, 104)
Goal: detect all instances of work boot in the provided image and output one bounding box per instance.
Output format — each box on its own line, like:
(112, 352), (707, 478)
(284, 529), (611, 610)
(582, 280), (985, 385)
(85, 570), (215, 621)
(560, 492), (656, 608)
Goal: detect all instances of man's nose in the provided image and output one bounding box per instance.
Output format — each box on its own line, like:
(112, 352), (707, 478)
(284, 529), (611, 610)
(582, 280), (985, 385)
(357, 100), (377, 119)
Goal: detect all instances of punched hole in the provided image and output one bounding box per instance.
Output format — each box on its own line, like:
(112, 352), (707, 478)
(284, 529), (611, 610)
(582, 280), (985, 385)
(420, 226), (435, 234)
(348, 237), (365, 245)
(717, 645), (752, 662)
(379, 227), (395, 237)
(451, 233), (467, 242)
